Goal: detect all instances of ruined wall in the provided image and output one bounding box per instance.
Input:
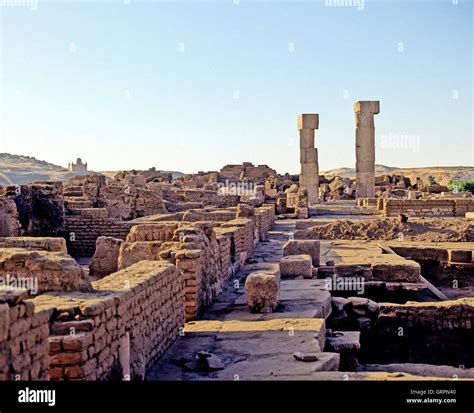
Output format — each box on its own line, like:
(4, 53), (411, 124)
(219, 163), (277, 180)
(0, 237), (67, 253)
(182, 209), (236, 222)
(365, 298), (474, 367)
(4, 183), (65, 237)
(0, 198), (21, 237)
(31, 261), (184, 381)
(219, 218), (255, 265)
(65, 209), (133, 257)
(0, 248), (92, 293)
(255, 204), (275, 241)
(382, 198), (474, 217)
(0, 289), (50, 380)
(89, 237), (124, 277)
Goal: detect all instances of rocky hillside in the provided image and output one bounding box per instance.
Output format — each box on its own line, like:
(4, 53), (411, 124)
(0, 153), (69, 185)
(0, 153), (184, 185)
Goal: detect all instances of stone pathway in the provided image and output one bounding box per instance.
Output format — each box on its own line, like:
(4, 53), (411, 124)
(147, 219), (339, 380)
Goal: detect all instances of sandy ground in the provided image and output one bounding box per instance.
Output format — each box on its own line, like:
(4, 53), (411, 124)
(295, 217), (474, 242)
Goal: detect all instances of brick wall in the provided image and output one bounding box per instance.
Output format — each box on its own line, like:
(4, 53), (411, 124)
(30, 260), (184, 380)
(0, 289), (50, 380)
(382, 198), (474, 217)
(368, 298), (474, 366)
(65, 209), (133, 257)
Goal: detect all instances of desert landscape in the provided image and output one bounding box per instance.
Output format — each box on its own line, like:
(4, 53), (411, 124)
(1, 108), (474, 383)
(0, 0), (473, 410)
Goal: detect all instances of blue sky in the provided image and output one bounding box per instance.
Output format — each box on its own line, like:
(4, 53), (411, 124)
(0, 0), (472, 174)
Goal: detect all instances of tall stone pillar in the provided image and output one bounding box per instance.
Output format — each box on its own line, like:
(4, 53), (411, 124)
(354, 101), (380, 198)
(297, 114), (319, 204)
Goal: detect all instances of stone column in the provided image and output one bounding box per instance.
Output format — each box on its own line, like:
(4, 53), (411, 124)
(297, 114), (319, 204)
(354, 101), (380, 198)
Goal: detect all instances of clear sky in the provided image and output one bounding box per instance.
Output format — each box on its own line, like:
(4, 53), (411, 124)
(0, 0), (472, 174)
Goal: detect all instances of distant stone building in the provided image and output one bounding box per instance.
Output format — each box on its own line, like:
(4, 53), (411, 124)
(219, 162), (276, 180)
(68, 158), (88, 172)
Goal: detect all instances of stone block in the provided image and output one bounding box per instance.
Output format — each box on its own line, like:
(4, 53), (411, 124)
(297, 114), (319, 130)
(371, 261), (420, 282)
(354, 101), (380, 114)
(89, 236), (123, 276)
(448, 249), (472, 264)
(300, 148), (318, 164)
(299, 129), (315, 148)
(245, 270), (280, 313)
(279, 254), (313, 278)
(283, 240), (320, 266)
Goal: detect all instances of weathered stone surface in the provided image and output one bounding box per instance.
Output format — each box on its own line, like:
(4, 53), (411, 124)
(447, 249), (472, 263)
(279, 254), (313, 278)
(283, 239), (320, 266)
(245, 270), (280, 313)
(0, 198), (21, 236)
(89, 236), (123, 276)
(0, 248), (91, 293)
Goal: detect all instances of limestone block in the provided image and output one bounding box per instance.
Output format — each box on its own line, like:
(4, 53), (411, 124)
(279, 254), (313, 278)
(371, 261), (420, 282)
(297, 114), (319, 130)
(448, 249), (472, 264)
(300, 148), (318, 164)
(466, 212), (474, 219)
(245, 270), (280, 313)
(299, 129), (315, 148)
(354, 101), (380, 114)
(283, 240), (321, 266)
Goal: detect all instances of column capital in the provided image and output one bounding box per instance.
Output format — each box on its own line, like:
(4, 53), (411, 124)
(354, 101), (380, 114)
(297, 114), (319, 130)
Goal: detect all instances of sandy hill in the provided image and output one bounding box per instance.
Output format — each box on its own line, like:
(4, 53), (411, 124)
(321, 164), (474, 186)
(0, 153), (70, 185)
(0, 153), (184, 185)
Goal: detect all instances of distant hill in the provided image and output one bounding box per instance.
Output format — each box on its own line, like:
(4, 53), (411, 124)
(322, 164), (474, 186)
(0, 153), (69, 185)
(0, 153), (185, 185)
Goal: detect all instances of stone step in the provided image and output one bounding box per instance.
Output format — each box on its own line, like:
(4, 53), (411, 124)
(325, 331), (361, 352)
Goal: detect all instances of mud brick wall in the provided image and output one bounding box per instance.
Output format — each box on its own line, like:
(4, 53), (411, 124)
(176, 189), (219, 205)
(0, 237), (67, 253)
(214, 226), (240, 276)
(6, 183), (65, 237)
(31, 261), (184, 381)
(454, 199), (474, 216)
(118, 222), (179, 269)
(0, 289), (50, 380)
(216, 234), (232, 281)
(383, 199), (456, 216)
(119, 221), (224, 320)
(182, 209), (236, 222)
(164, 222), (222, 320)
(217, 195), (241, 208)
(0, 248), (92, 293)
(220, 218), (255, 264)
(366, 298), (474, 366)
(255, 204), (275, 241)
(65, 209), (133, 257)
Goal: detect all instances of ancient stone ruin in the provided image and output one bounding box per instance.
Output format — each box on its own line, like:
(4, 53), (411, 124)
(0, 105), (473, 384)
